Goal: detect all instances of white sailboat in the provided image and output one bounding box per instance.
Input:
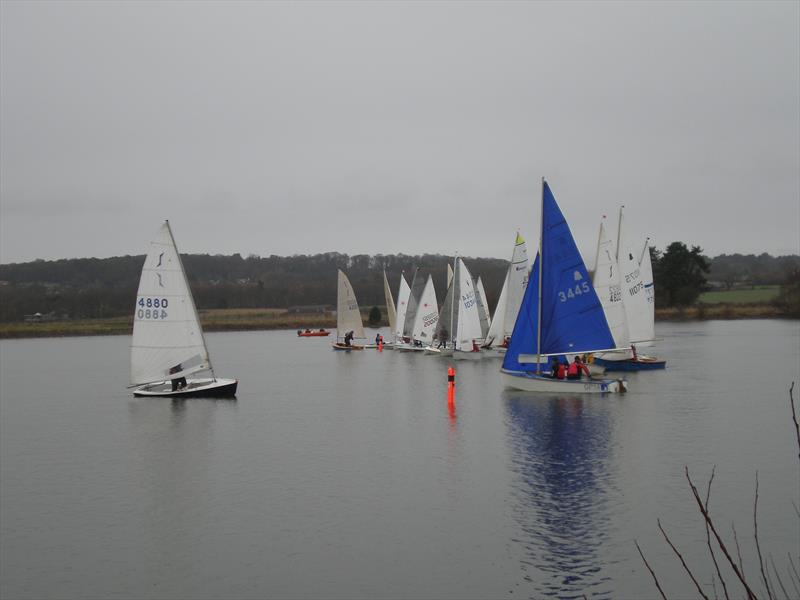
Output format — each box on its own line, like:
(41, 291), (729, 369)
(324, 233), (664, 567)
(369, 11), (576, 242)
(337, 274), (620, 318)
(332, 269), (366, 350)
(593, 207), (665, 370)
(474, 275), (491, 341)
(130, 221), (237, 398)
(501, 180), (627, 394)
(397, 274), (438, 351)
(379, 269), (397, 349)
(484, 233), (529, 353)
(394, 272), (411, 343)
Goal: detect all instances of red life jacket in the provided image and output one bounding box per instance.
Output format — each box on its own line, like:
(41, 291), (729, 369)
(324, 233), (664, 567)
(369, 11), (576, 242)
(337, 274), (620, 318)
(556, 364), (566, 379)
(567, 362), (579, 377)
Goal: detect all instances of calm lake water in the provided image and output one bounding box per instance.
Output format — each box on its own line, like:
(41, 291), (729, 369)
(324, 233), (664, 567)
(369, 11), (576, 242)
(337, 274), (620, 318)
(1, 320), (798, 599)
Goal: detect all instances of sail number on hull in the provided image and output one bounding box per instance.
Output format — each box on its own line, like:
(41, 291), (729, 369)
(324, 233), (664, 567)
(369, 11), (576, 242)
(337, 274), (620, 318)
(558, 282), (591, 303)
(137, 297), (169, 320)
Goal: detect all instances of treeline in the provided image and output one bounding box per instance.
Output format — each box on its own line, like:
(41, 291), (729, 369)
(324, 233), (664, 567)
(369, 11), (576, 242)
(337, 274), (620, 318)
(1, 249), (798, 323)
(0, 253), (508, 323)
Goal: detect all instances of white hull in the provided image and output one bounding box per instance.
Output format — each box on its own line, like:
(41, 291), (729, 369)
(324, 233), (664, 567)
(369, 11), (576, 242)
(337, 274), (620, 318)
(133, 377), (238, 398)
(395, 343), (428, 353)
(424, 346), (453, 356)
(501, 370), (626, 394)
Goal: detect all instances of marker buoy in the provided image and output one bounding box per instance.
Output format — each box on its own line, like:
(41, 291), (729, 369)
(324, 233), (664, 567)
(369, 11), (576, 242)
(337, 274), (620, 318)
(447, 366), (455, 406)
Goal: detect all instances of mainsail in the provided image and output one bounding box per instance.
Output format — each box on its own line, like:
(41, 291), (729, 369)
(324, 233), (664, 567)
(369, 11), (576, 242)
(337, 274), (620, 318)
(638, 240), (656, 347)
(592, 220), (629, 349)
(455, 260), (483, 350)
(402, 268), (425, 340)
(410, 275), (438, 344)
(502, 181), (616, 373)
(616, 208), (653, 344)
(383, 270), (397, 333)
(474, 275), (490, 339)
(130, 221), (211, 386)
(394, 272), (411, 340)
(336, 269), (365, 341)
(485, 271), (508, 347)
(504, 232), (529, 336)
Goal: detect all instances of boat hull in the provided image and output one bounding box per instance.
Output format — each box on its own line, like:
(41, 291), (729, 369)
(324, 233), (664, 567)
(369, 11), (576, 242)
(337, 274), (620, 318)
(593, 356), (666, 371)
(501, 369), (626, 394)
(133, 378), (238, 398)
(453, 350), (482, 361)
(332, 343), (364, 351)
(297, 331), (330, 337)
(395, 344), (428, 353)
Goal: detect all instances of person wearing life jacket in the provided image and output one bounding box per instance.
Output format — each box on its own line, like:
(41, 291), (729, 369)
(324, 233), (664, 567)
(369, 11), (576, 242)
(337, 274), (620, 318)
(550, 358), (566, 379)
(566, 355), (591, 380)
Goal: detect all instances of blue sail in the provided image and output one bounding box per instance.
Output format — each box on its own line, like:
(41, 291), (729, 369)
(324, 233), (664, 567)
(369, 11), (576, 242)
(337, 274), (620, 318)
(503, 181), (615, 373)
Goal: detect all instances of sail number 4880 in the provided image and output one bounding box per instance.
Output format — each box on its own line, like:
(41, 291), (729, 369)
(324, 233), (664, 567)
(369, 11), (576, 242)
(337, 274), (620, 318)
(558, 282), (591, 302)
(137, 297), (168, 319)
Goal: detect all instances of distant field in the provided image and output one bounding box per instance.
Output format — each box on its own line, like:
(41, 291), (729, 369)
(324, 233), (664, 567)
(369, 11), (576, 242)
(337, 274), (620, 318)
(698, 285), (780, 304)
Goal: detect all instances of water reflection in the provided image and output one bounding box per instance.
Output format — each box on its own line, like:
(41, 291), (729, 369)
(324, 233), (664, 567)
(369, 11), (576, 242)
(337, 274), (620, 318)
(504, 392), (615, 599)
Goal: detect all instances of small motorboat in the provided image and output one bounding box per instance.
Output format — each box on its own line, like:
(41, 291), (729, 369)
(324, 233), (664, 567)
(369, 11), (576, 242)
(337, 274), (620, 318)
(297, 329), (331, 337)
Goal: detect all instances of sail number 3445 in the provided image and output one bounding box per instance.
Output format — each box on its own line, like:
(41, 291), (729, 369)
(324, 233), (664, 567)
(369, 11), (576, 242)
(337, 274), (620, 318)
(558, 282), (591, 303)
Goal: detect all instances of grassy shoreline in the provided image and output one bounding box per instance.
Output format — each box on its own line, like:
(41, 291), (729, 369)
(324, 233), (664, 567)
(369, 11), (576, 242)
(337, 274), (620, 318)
(0, 304), (796, 339)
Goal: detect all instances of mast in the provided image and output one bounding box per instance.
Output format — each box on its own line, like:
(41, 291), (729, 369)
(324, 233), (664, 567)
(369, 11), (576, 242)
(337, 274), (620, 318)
(615, 205), (625, 261)
(639, 237), (651, 265)
(450, 255), (457, 346)
(592, 217), (605, 282)
(165, 220), (216, 381)
(536, 178), (544, 374)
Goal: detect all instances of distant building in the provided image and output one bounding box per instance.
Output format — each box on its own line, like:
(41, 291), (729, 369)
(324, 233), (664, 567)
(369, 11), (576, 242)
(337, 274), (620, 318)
(287, 305), (334, 314)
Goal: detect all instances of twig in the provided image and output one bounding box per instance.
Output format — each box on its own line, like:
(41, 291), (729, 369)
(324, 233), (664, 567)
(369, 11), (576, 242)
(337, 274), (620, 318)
(732, 522), (744, 573)
(658, 518), (710, 600)
(703, 466), (730, 600)
(711, 575), (719, 600)
(636, 540), (669, 600)
(790, 382), (799, 463)
(686, 466), (759, 600)
(754, 472), (774, 600)
(768, 554), (789, 600)
(787, 553), (800, 599)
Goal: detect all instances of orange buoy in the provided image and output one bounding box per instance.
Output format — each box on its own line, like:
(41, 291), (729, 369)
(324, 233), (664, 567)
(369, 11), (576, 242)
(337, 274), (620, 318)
(447, 366), (455, 406)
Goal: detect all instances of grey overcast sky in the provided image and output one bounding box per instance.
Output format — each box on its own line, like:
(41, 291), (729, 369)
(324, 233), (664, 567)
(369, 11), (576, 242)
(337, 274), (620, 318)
(1, 0), (798, 264)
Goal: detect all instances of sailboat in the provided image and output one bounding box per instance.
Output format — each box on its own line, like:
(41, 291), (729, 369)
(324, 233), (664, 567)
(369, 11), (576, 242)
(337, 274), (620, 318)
(393, 272), (411, 344)
(484, 233), (529, 353)
(396, 273), (438, 351)
(500, 181), (627, 394)
(377, 269), (396, 349)
(130, 221), (237, 398)
(432, 257), (483, 359)
(332, 269), (365, 351)
(592, 208), (665, 371)
(474, 275), (491, 342)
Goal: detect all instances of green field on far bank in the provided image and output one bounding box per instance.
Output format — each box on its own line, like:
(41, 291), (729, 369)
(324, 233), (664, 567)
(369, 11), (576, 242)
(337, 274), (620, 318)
(698, 285), (780, 304)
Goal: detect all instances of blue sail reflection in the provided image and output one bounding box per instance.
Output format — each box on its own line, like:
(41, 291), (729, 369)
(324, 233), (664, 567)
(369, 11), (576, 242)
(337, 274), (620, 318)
(503, 392), (616, 599)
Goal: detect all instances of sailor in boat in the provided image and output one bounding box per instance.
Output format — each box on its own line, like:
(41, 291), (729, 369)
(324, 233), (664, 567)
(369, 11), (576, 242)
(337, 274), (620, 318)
(437, 328), (449, 349)
(375, 333), (383, 345)
(169, 365), (188, 391)
(344, 330), (354, 347)
(566, 356), (591, 380)
(549, 358), (566, 379)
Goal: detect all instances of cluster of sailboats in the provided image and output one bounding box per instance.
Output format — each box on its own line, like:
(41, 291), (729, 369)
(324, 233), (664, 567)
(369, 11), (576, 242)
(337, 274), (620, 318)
(334, 179), (665, 394)
(127, 178), (664, 398)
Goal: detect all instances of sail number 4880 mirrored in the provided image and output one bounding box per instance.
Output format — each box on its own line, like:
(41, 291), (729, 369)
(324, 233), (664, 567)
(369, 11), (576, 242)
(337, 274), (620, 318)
(558, 282), (591, 302)
(137, 297), (169, 319)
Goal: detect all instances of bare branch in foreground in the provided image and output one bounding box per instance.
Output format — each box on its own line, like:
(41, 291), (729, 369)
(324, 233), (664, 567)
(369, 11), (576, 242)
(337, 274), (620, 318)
(769, 554), (790, 600)
(686, 466), (759, 600)
(733, 522), (744, 574)
(636, 540), (669, 600)
(702, 466), (729, 600)
(658, 518), (710, 600)
(790, 382), (798, 463)
(753, 472), (774, 600)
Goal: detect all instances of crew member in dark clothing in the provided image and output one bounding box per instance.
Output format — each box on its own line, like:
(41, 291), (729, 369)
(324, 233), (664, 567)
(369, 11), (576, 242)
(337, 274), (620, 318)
(344, 331), (354, 347)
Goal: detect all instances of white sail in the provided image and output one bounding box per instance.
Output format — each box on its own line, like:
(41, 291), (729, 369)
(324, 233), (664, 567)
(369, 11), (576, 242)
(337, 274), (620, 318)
(616, 208), (652, 345)
(383, 270), (397, 333)
(402, 268), (425, 339)
(394, 273), (411, 340)
(447, 262), (454, 289)
(638, 239), (656, 347)
(592, 220), (630, 349)
(485, 271), (508, 347)
(474, 275), (490, 339)
(411, 275), (438, 344)
(336, 269), (365, 341)
(503, 232), (529, 337)
(455, 259), (483, 351)
(130, 221), (211, 386)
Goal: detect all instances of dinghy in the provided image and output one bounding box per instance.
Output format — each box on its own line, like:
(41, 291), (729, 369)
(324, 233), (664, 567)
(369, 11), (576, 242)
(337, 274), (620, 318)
(430, 257), (483, 359)
(130, 221), (237, 398)
(393, 272), (411, 346)
(396, 274), (438, 352)
(501, 181), (627, 394)
(592, 208), (665, 371)
(332, 269), (365, 351)
(297, 329), (331, 337)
